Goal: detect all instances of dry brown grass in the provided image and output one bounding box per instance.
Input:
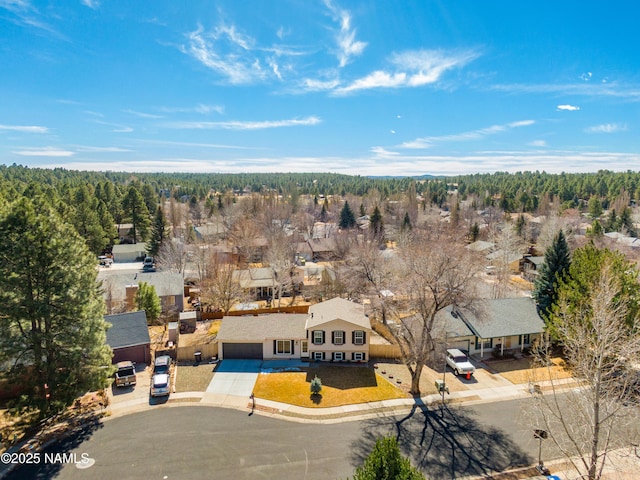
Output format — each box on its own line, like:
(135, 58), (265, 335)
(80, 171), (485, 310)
(252, 365), (408, 408)
(174, 363), (216, 392)
(489, 356), (573, 384)
(207, 320), (222, 336)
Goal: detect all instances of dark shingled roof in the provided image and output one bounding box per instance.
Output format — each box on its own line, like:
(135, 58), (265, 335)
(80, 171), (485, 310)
(105, 311), (150, 349)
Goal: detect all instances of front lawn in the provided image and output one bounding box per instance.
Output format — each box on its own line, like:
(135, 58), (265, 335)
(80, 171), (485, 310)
(174, 363), (216, 393)
(489, 356), (573, 384)
(252, 365), (407, 408)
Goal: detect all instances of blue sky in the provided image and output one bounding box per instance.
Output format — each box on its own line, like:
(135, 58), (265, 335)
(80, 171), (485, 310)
(1, 0), (640, 176)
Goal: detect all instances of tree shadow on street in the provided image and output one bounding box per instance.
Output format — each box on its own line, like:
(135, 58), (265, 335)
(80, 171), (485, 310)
(351, 398), (532, 479)
(3, 412), (103, 480)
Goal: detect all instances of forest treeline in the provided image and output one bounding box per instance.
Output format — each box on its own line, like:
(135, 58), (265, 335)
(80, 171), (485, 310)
(1, 163), (639, 255)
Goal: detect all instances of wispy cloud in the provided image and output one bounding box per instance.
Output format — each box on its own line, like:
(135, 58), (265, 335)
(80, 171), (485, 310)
(80, 0), (99, 9)
(13, 147), (74, 157)
(0, 0), (63, 37)
(585, 123), (627, 134)
(93, 120), (133, 133)
(401, 119), (534, 149)
(163, 116), (321, 130)
(323, 0), (367, 68)
(557, 104), (580, 111)
(335, 49), (479, 95)
(135, 139), (263, 150)
(123, 109), (164, 119)
(74, 146), (132, 153)
(492, 82), (640, 101)
(158, 104), (225, 115)
(0, 124), (49, 133)
(528, 140), (547, 147)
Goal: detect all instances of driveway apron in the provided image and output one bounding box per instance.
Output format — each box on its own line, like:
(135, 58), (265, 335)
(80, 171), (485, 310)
(206, 359), (261, 396)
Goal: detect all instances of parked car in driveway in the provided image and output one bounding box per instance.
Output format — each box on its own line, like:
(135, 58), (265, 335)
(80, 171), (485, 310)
(446, 348), (475, 376)
(154, 355), (172, 375)
(114, 361), (137, 387)
(150, 373), (170, 397)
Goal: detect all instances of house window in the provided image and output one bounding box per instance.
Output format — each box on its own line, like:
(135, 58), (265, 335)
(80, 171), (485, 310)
(276, 340), (292, 355)
(475, 337), (493, 350)
(313, 351), (324, 361)
(313, 330), (324, 345)
(352, 352), (365, 361)
(301, 341), (308, 354)
(520, 334), (531, 345)
(332, 352), (344, 361)
(353, 330), (365, 345)
(332, 330), (345, 345)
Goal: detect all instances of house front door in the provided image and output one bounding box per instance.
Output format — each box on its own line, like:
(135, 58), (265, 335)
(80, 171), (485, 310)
(301, 340), (309, 358)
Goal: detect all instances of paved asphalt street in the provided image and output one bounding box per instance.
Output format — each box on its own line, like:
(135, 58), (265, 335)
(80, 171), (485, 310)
(6, 398), (640, 480)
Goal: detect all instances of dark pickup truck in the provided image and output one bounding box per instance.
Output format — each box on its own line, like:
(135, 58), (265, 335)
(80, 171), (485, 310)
(114, 361), (137, 387)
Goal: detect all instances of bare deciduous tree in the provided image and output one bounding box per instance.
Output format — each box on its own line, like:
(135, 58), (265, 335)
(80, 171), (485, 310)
(200, 261), (247, 314)
(265, 231), (298, 307)
(156, 238), (188, 275)
(527, 265), (640, 480)
(392, 233), (481, 395)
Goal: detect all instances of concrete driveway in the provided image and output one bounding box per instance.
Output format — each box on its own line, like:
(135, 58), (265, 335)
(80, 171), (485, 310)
(205, 359), (261, 396)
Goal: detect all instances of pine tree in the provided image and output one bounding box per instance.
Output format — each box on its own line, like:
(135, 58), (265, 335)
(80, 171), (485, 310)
(533, 230), (571, 321)
(587, 196), (603, 218)
(515, 213), (526, 238)
(135, 281), (161, 324)
(0, 196), (113, 414)
(351, 437), (425, 480)
(122, 185), (151, 243)
(401, 212), (412, 232)
(147, 205), (167, 257)
(339, 200), (356, 229)
(468, 222), (480, 242)
(369, 205), (383, 240)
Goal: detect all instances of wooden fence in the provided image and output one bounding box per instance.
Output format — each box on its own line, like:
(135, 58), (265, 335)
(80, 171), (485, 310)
(176, 342), (218, 362)
(370, 344), (402, 359)
(201, 304), (310, 320)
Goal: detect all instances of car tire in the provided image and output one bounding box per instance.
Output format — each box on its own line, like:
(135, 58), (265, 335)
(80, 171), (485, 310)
(455, 369), (460, 376)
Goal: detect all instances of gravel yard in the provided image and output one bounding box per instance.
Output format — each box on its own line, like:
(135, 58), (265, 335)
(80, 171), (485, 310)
(174, 362), (216, 393)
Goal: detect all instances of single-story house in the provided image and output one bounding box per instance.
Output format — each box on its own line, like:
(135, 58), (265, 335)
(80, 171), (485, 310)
(98, 271), (185, 314)
(112, 243), (147, 263)
(308, 237), (337, 261)
(437, 297), (545, 358)
(232, 267), (276, 300)
(105, 311), (151, 364)
(520, 255), (545, 280)
(216, 297), (371, 362)
(193, 221), (227, 242)
(217, 314), (308, 360)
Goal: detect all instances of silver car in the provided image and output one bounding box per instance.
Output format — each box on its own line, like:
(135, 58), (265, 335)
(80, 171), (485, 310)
(446, 348), (475, 376)
(150, 373), (170, 397)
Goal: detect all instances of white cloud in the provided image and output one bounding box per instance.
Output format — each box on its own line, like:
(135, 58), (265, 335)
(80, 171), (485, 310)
(492, 82), (640, 102)
(123, 109), (163, 119)
(528, 140), (547, 147)
(81, 0), (99, 9)
(323, 0), (367, 67)
(335, 49), (479, 94)
(93, 120), (134, 133)
(557, 104), (580, 111)
(163, 116), (321, 130)
(585, 123), (627, 134)
(159, 104), (225, 115)
(0, 124), (48, 133)
(13, 147), (74, 157)
(401, 119), (534, 149)
(74, 146), (132, 153)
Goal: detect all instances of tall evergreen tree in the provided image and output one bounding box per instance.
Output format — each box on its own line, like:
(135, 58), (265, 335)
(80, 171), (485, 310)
(351, 437), (424, 480)
(401, 212), (412, 232)
(122, 185), (151, 243)
(135, 281), (161, 324)
(533, 230), (571, 320)
(0, 197), (113, 415)
(339, 200), (356, 229)
(147, 205), (167, 257)
(369, 205), (383, 240)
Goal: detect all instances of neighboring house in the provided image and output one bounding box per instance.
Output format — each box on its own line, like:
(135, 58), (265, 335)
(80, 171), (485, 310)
(116, 223), (135, 243)
(232, 267), (276, 300)
(438, 297), (545, 358)
(112, 243), (147, 263)
(486, 249), (522, 273)
(98, 271), (185, 314)
(520, 255), (545, 280)
(296, 241), (313, 262)
(217, 314), (308, 360)
(308, 237), (337, 261)
(306, 297), (371, 362)
(105, 310), (151, 364)
(216, 297), (371, 362)
(193, 221), (227, 242)
(466, 240), (495, 253)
